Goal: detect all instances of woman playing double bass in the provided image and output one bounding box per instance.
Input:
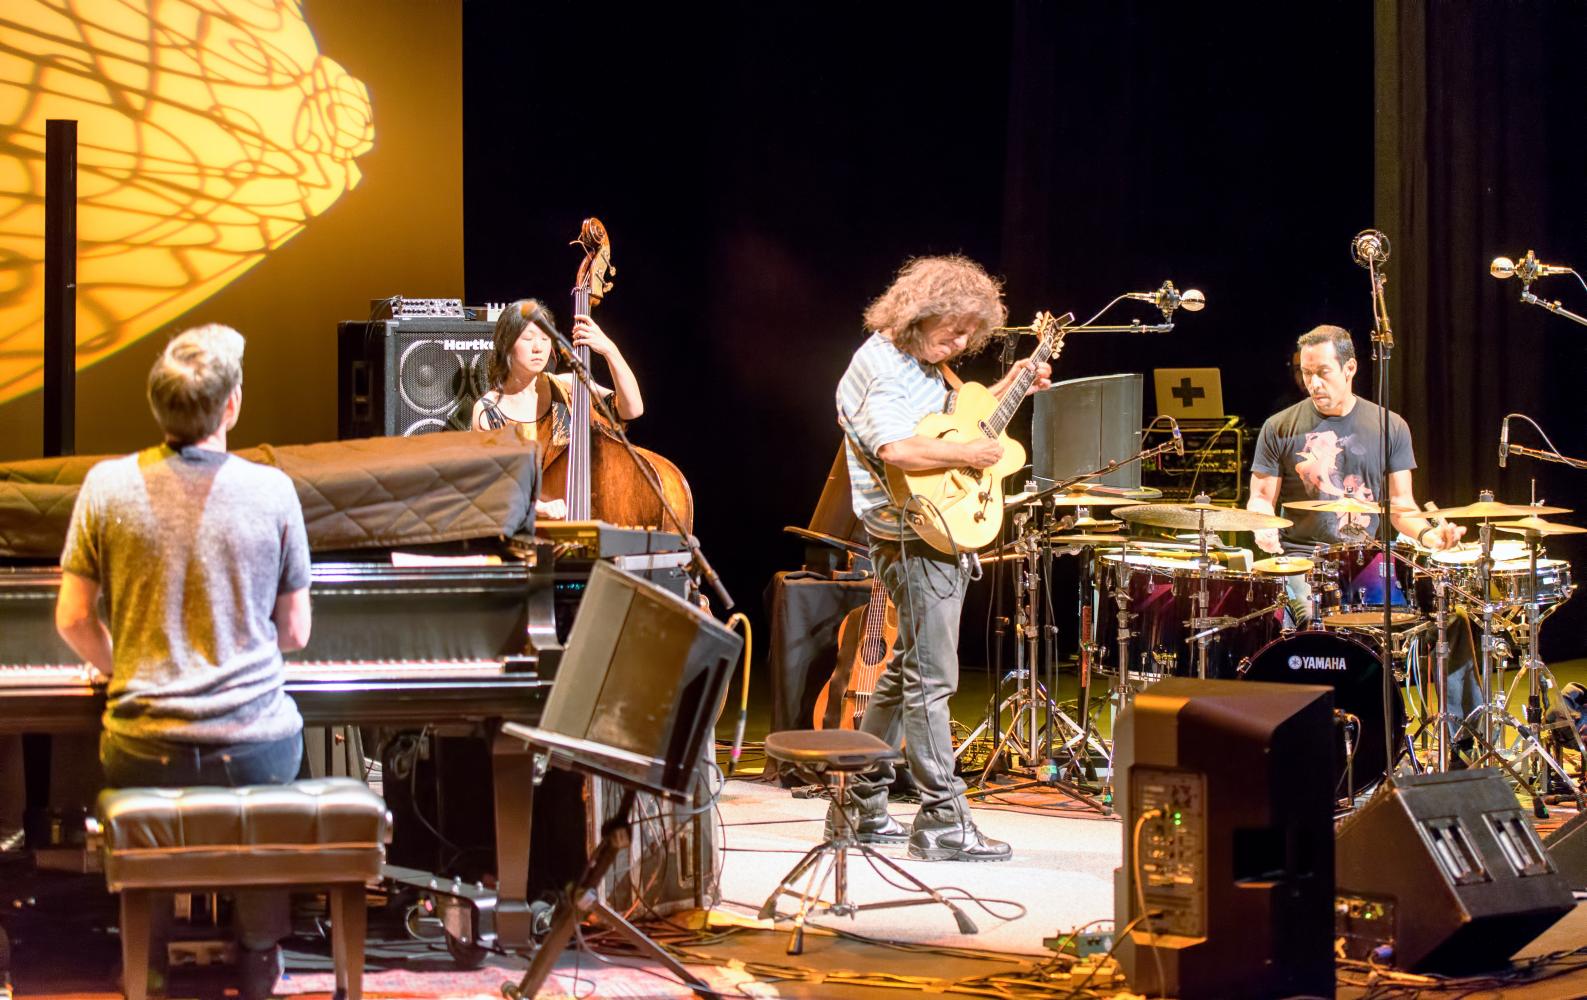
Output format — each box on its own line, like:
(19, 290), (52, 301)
(471, 297), (644, 520)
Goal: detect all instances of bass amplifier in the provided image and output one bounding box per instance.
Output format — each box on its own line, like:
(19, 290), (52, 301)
(337, 319), (495, 438)
(1139, 417), (1248, 504)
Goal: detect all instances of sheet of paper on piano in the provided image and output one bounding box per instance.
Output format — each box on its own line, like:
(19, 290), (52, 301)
(388, 552), (504, 567)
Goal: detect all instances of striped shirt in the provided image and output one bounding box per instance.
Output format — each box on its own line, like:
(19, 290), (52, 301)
(835, 332), (949, 539)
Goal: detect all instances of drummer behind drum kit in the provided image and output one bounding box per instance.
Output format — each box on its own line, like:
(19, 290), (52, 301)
(974, 483), (1584, 814)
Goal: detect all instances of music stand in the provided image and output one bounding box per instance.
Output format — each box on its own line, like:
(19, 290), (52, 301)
(501, 560), (742, 999)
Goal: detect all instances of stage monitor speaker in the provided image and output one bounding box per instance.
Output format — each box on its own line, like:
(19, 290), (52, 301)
(1544, 807), (1587, 891)
(337, 318), (495, 438)
(1032, 373), (1142, 491)
(541, 559), (741, 798)
(1113, 676), (1335, 1000)
(1336, 769), (1574, 973)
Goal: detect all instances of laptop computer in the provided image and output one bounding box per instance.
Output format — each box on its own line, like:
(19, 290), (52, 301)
(1153, 367), (1225, 421)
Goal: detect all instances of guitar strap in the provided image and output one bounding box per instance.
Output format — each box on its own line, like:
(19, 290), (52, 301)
(934, 362), (964, 389)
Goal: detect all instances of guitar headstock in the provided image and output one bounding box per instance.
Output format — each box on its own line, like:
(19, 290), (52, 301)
(1032, 310), (1074, 358)
(572, 217), (616, 306)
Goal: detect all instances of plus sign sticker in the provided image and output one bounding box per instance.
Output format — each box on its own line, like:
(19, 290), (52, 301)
(1171, 376), (1206, 408)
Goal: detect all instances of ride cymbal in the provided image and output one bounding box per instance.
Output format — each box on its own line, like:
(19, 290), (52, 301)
(1120, 503), (1292, 533)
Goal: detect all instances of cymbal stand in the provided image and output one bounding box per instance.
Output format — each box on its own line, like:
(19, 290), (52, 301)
(1187, 496), (1215, 679)
(1457, 513), (1576, 813)
(962, 506), (1109, 814)
(1497, 534), (1583, 808)
(1400, 565), (1482, 772)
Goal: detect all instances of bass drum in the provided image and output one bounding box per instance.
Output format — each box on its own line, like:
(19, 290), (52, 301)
(1241, 631), (1405, 800)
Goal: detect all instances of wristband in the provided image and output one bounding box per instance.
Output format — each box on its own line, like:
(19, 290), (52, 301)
(1417, 525), (1434, 546)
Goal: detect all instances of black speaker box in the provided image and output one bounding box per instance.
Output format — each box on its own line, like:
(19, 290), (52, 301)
(337, 318), (494, 438)
(1113, 677), (1336, 1000)
(1336, 769), (1575, 973)
(1544, 808), (1587, 891)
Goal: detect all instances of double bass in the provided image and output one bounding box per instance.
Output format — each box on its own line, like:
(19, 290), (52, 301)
(536, 219), (695, 533)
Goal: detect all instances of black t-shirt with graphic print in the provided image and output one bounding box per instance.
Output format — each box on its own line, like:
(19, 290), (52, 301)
(1252, 396), (1415, 554)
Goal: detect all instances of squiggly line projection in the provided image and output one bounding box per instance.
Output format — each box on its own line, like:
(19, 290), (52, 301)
(0, 0), (374, 403)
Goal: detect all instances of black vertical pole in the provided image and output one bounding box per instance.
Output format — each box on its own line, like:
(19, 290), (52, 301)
(26, 120), (78, 854)
(43, 118), (77, 457)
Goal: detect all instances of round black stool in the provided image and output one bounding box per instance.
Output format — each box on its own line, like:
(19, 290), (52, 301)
(756, 729), (976, 953)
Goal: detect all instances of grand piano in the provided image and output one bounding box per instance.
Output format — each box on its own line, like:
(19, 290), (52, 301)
(0, 429), (613, 953)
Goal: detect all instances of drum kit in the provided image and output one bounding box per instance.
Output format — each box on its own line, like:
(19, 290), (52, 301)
(964, 484), (1584, 816)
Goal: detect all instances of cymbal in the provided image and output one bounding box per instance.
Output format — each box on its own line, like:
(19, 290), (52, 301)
(1252, 556), (1314, 576)
(1494, 516), (1587, 537)
(1285, 497), (1381, 515)
(1421, 500), (1572, 519)
(1121, 503), (1292, 533)
(1006, 490), (1148, 509)
(1047, 533), (1132, 547)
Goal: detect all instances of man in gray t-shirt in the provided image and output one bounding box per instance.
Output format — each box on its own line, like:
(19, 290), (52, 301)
(54, 324), (311, 997)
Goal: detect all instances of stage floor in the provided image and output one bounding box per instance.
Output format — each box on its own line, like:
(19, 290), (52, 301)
(7, 775), (1587, 999)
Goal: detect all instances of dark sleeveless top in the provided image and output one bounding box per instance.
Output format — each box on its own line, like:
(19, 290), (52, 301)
(476, 373), (572, 448)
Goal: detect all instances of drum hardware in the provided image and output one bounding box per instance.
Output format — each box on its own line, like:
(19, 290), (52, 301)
(1186, 600), (1287, 644)
(959, 502), (1110, 816)
(1436, 500), (1585, 815)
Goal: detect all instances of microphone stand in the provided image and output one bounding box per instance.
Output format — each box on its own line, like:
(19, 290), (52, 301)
(548, 332), (735, 610)
(1504, 443), (1587, 471)
(1365, 246), (1399, 789)
(1518, 286), (1587, 328)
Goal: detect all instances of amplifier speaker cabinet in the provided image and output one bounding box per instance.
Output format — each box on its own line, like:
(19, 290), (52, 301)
(1336, 769), (1574, 973)
(337, 318), (495, 438)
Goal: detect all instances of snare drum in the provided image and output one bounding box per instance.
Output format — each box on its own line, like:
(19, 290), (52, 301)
(1429, 541), (1573, 609)
(1311, 541), (1426, 628)
(1488, 557), (1573, 607)
(1092, 552), (1283, 680)
(1240, 630), (1405, 797)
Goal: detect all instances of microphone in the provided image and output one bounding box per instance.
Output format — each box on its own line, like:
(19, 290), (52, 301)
(1498, 415), (1510, 469)
(1172, 422), (1184, 456)
(1351, 229), (1390, 268)
(1125, 281), (1206, 319)
(1490, 251), (1573, 284)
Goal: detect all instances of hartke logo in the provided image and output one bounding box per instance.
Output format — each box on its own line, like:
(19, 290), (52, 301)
(442, 338), (491, 352)
(1289, 655), (1349, 672)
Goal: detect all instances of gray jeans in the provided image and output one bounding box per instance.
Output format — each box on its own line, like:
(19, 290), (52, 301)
(849, 537), (969, 828)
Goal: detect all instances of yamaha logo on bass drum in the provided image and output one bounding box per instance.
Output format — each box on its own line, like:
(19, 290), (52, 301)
(1289, 655), (1349, 672)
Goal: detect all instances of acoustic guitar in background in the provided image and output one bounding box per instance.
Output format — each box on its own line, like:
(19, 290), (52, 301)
(811, 576), (896, 730)
(885, 310), (1070, 554)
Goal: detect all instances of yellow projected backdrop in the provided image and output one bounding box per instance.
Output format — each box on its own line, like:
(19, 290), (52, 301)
(0, 0), (373, 405)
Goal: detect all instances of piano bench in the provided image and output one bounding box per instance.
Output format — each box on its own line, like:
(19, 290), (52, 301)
(87, 778), (391, 1000)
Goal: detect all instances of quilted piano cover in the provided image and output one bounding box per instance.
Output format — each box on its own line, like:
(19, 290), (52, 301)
(0, 429), (540, 558)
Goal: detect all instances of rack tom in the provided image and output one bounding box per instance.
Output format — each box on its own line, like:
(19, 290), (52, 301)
(1309, 541), (1426, 628)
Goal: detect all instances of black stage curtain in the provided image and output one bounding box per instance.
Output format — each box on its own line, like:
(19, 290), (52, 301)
(1380, 1), (1587, 661)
